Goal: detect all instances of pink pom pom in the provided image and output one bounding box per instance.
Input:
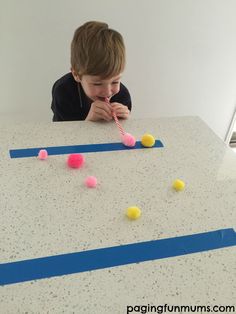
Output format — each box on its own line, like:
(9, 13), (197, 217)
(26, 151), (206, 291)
(85, 176), (98, 188)
(122, 133), (136, 147)
(67, 153), (85, 168)
(38, 149), (48, 160)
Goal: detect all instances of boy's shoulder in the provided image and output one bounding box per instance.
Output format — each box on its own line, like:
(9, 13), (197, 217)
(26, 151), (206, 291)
(52, 72), (76, 94)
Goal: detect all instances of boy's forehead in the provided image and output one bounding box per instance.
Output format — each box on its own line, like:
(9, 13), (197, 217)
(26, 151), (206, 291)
(87, 74), (122, 81)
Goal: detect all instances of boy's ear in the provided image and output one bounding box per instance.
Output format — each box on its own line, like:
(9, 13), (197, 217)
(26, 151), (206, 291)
(71, 68), (81, 82)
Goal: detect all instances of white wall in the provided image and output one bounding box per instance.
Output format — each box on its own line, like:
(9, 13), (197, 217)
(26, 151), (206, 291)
(1, 0), (236, 140)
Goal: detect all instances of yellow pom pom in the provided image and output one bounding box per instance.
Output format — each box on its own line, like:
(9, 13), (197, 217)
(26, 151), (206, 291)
(126, 206), (141, 220)
(141, 133), (155, 147)
(172, 179), (185, 191)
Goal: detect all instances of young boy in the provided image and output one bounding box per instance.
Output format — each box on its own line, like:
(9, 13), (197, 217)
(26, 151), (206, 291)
(51, 21), (132, 122)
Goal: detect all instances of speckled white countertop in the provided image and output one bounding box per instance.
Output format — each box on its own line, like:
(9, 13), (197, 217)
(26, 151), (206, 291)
(0, 116), (236, 313)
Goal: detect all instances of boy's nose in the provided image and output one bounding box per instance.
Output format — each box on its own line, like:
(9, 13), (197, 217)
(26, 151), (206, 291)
(101, 85), (112, 98)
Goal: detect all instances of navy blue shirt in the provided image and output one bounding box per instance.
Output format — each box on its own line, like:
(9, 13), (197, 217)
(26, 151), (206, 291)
(51, 73), (132, 121)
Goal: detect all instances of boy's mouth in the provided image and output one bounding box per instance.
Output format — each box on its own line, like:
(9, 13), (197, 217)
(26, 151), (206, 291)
(97, 96), (106, 101)
(97, 96), (113, 102)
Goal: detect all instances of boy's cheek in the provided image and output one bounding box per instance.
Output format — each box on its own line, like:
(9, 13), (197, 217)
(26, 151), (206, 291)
(115, 86), (120, 94)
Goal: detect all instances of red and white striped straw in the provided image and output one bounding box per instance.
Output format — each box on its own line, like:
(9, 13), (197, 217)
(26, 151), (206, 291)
(105, 98), (125, 137)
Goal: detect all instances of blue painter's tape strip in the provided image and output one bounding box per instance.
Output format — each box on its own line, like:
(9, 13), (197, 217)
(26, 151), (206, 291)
(1, 228), (236, 286)
(9, 140), (164, 158)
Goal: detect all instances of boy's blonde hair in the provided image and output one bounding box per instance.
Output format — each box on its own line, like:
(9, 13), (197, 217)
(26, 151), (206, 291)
(71, 21), (125, 79)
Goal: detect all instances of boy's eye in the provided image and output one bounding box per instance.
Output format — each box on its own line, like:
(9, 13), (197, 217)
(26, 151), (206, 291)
(92, 81), (120, 86)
